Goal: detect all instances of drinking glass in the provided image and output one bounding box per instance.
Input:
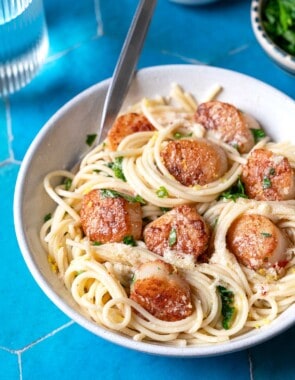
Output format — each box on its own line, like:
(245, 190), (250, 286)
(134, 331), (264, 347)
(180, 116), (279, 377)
(0, 0), (49, 96)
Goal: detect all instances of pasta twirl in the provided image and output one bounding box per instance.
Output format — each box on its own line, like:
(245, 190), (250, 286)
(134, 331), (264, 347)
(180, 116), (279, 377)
(41, 84), (295, 347)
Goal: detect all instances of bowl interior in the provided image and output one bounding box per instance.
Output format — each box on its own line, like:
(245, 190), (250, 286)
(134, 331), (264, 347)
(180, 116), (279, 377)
(14, 64), (295, 357)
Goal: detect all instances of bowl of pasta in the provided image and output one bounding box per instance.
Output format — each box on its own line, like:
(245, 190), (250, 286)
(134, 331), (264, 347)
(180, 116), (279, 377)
(14, 64), (295, 357)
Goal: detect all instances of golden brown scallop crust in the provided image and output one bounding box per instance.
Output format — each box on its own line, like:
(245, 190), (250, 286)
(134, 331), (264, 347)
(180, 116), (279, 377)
(227, 214), (287, 269)
(195, 101), (256, 153)
(160, 139), (228, 186)
(107, 113), (156, 151)
(130, 260), (193, 321)
(241, 149), (295, 201)
(80, 189), (142, 243)
(143, 205), (210, 259)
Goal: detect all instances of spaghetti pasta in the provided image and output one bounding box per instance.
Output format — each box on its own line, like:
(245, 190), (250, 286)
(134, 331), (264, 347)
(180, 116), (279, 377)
(41, 84), (295, 346)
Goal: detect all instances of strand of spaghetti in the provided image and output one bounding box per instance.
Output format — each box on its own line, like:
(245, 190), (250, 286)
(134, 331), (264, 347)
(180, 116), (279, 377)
(124, 156), (186, 207)
(152, 130), (243, 195)
(191, 332), (229, 344)
(170, 83), (198, 112)
(183, 270), (220, 327)
(40, 83), (295, 347)
(245, 295), (278, 328)
(44, 171), (79, 221)
(117, 131), (154, 151)
(105, 297), (198, 334)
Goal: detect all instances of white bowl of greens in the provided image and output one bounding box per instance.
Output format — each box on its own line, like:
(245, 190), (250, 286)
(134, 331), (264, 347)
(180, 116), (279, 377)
(251, 0), (295, 74)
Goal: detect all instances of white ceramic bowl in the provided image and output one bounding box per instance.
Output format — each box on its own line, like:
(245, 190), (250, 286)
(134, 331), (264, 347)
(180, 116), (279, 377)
(251, 0), (295, 74)
(14, 65), (295, 357)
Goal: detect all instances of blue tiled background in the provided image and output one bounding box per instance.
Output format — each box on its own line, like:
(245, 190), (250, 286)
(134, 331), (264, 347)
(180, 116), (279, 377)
(2, 0), (295, 379)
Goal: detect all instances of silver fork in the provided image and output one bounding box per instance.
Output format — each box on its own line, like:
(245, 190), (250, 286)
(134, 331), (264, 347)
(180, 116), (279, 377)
(97, 0), (157, 145)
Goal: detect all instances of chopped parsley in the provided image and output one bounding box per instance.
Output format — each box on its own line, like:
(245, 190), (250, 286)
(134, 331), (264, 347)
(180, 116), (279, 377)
(168, 227), (177, 247)
(93, 241), (103, 246)
(251, 128), (266, 143)
(86, 134), (97, 147)
(123, 235), (137, 246)
(156, 186), (169, 198)
(64, 178), (72, 190)
(262, 0), (295, 56)
(43, 213), (52, 222)
(219, 177), (248, 202)
(261, 232), (272, 237)
(173, 131), (193, 140)
(213, 218), (219, 229)
(262, 176), (272, 189)
(107, 157), (126, 182)
(100, 189), (146, 204)
(217, 285), (236, 330)
(269, 167), (276, 176)
(131, 273), (136, 284)
(160, 207), (172, 213)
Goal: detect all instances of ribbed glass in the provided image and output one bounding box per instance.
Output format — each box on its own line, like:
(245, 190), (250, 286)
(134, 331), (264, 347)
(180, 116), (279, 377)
(0, 0), (48, 96)
(0, 0), (31, 24)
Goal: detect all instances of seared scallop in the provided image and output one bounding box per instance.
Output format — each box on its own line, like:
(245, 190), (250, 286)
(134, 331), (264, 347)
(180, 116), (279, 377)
(195, 101), (259, 153)
(160, 139), (228, 186)
(143, 205), (210, 260)
(130, 260), (193, 321)
(227, 214), (288, 270)
(241, 148), (295, 201)
(107, 113), (156, 151)
(80, 189), (142, 243)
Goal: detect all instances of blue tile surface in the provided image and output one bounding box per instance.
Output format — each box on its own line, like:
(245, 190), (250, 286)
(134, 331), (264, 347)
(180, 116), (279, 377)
(21, 323), (250, 380)
(1, 0), (295, 379)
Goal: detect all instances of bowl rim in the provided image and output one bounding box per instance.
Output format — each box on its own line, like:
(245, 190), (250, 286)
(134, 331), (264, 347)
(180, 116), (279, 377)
(251, 0), (295, 72)
(14, 64), (295, 357)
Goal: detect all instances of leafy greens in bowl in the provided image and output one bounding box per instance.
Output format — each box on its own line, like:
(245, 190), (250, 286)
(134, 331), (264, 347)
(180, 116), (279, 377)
(251, 0), (295, 74)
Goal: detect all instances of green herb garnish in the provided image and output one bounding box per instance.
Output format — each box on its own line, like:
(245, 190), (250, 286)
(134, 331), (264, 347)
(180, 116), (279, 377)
(86, 134), (97, 147)
(107, 157), (126, 182)
(262, 0), (295, 56)
(160, 207), (172, 213)
(131, 273), (136, 284)
(76, 270), (85, 276)
(156, 186), (169, 198)
(217, 285), (236, 330)
(262, 176), (272, 189)
(261, 232), (272, 237)
(213, 218), (219, 229)
(173, 131), (193, 140)
(168, 227), (177, 246)
(219, 177), (248, 202)
(43, 213), (52, 222)
(64, 178), (72, 190)
(123, 235), (137, 246)
(93, 241), (103, 246)
(100, 189), (146, 204)
(251, 128), (266, 143)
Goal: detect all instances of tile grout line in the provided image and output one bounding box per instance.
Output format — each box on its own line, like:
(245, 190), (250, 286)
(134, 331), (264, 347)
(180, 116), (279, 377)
(160, 49), (208, 65)
(17, 351), (23, 380)
(1, 321), (75, 380)
(248, 349), (254, 380)
(46, 41), (88, 63)
(17, 320), (75, 354)
(45, 0), (104, 65)
(228, 43), (250, 56)
(4, 96), (15, 162)
(94, 0), (104, 37)
(45, 31), (104, 64)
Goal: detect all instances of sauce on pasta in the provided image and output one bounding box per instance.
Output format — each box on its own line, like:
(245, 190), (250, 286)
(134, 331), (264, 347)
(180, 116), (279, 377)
(41, 84), (295, 346)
